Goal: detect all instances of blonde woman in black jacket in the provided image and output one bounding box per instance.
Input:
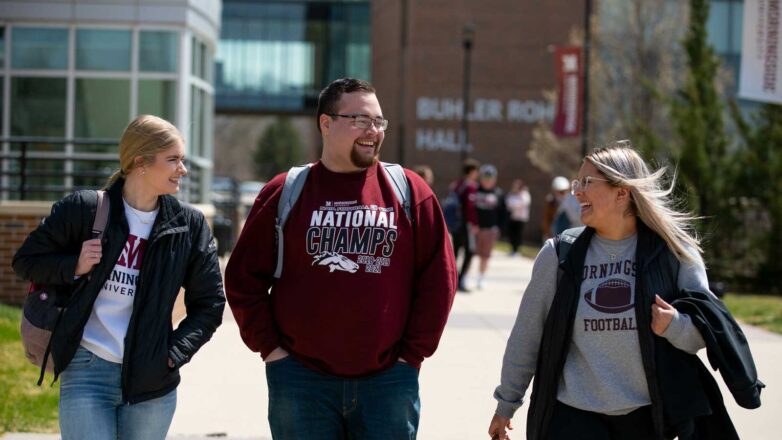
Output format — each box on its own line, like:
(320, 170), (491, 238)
(13, 115), (225, 440)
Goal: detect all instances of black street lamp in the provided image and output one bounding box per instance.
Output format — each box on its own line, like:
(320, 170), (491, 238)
(461, 23), (475, 165)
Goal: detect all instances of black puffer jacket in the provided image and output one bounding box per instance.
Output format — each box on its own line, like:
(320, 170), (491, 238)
(13, 179), (225, 403)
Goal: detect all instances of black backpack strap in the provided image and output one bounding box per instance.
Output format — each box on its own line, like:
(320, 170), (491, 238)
(554, 226), (586, 285)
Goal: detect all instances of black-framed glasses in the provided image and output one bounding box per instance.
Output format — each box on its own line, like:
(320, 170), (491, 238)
(571, 176), (609, 194)
(327, 114), (389, 131)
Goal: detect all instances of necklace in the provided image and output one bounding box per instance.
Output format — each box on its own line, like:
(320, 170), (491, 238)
(124, 199), (157, 225)
(595, 240), (623, 262)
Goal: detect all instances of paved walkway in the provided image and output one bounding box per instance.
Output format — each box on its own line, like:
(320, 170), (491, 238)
(3, 252), (779, 439)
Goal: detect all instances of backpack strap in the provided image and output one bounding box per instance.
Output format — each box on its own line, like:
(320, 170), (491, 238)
(379, 162), (411, 220)
(40, 190), (110, 385)
(92, 190), (109, 239)
(554, 226), (585, 286)
(274, 164), (313, 279)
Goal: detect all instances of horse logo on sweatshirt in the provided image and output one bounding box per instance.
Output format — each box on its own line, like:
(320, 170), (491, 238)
(312, 251), (359, 273)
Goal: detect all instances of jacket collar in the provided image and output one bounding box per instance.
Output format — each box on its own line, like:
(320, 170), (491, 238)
(560, 220), (667, 275)
(107, 178), (186, 234)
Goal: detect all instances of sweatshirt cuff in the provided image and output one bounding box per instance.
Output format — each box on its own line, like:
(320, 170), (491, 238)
(661, 310), (686, 341)
(495, 401), (521, 419)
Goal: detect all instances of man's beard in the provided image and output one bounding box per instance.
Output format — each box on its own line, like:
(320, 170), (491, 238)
(350, 144), (380, 168)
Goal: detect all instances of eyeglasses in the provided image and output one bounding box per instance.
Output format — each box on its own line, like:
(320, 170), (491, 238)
(328, 114), (389, 131)
(571, 176), (609, 194)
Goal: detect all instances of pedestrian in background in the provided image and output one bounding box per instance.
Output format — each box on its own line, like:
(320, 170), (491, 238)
(474, 164), (506, 290)
(505, 178), (531, 256)
(448, 158), (480, 292)
(13, 115), (225, 440)
(414, 164), (435, 187)
(541, 176), (569, 240)
(489, 142), (763, 440)
(225, 78), (456, 439)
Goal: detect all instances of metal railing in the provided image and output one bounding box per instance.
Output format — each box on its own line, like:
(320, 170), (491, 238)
(0, 137), (204, 202)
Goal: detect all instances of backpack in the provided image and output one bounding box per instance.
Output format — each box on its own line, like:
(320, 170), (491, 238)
(442, 184), (464, 234)
(553, 226), (585, 285)
(20, 190), (110, 385)
(273, 162), (411, 279)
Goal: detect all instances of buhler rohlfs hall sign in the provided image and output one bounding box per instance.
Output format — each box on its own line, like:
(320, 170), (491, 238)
(414, 96), (555, 153)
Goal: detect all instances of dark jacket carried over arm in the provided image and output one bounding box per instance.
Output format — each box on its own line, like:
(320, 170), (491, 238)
(13, 180), (225, 403)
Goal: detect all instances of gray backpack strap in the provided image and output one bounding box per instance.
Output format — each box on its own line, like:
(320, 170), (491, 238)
(379, 162), (411, 219)
(92, 190), (109, 239)
(274, 164), (313, 279)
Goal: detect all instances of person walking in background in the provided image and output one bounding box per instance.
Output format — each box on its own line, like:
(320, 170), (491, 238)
(541, 176), (569, 240)
(552, 178), (582, 235)
(447, 158), (480, 292)
(414, 164), (435, 187)
(225, 78), (457, 439)
(505, 179), (531, 256)
(474, 164), (506, 290)
(488, 142), (763, 440)
(13, 115), (226, 440)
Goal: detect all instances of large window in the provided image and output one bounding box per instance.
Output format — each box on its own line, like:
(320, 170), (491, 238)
(2, 25), (214, 202)
(75, 79), (131, 138)
(12, 27), (68, 69)
(216, 0), (371, 112)
(10, 77), (67, 137)
(76, 29), (132, 71)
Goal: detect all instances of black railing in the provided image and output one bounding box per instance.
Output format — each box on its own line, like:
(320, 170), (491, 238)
(0, 137), (203, 202)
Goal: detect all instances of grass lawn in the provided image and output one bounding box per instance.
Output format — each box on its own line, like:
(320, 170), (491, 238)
(0, 303), (59, 435)
(723, 294), (782, 335)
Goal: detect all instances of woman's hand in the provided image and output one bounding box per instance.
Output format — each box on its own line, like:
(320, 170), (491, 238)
(75, 238), (103, 276)
(651, 294), (676, 336)
(488, 414), (512, 439)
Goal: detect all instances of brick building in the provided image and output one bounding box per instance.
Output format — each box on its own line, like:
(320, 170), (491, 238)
(372, 0), (586, 241)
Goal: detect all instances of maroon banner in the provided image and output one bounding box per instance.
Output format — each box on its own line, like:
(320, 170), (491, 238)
(552, 46), (583, 137)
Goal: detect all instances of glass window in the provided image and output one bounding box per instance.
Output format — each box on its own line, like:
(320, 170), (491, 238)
(1, 27), (5, 67)
(190, 85), (203, 157)
(73, 159), (119, 189)
(730, 3), (743, 54)
(75, 79), (130, 138)
(76, 29), (131, 71)
(192, 38), (202, 78)
(707, 2), (730, 54)
(140, 30), (178, 72)
(11, 77), (67, 137)
(138, 80), (177, 122)
(11, 27), (68, 69)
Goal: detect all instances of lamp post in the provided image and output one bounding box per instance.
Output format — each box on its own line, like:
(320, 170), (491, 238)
(581, 0), (592, 157)
(460, 23), (475, 165)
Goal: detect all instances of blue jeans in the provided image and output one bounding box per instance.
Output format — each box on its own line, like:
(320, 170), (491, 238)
(59, 346), (177, 440)
(265, 356), (420, 440)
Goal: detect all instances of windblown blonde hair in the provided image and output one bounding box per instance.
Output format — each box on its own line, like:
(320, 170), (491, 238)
(105, 115), (184, 188)
(585, 141), (703, 265)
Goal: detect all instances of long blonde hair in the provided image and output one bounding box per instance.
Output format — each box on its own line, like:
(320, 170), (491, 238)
(105, 115), (184, 188)
(586, 141), (703, 265)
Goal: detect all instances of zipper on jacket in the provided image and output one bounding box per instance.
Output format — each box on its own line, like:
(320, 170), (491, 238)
(120, 223), (188, 403)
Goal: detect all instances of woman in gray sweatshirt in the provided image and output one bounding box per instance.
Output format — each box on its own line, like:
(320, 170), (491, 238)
(488, 142), (721, 439)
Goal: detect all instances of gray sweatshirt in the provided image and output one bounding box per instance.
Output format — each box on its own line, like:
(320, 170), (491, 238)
(493, 234), (711, 419)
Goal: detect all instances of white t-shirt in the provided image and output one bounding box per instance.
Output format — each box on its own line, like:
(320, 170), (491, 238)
(81, 199), (158, 363)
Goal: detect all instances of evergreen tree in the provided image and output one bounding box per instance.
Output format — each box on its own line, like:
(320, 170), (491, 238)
(254, 117), (304, 180)
(732, 103), (782, 292)
(670, 0), (735, 277)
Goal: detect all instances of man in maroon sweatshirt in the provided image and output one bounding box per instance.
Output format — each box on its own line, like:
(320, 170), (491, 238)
(225, 78), (457, 439)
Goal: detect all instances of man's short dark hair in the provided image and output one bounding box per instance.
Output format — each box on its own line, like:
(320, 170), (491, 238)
(462, 158), (480, 175)
(316, 78), (376, 133)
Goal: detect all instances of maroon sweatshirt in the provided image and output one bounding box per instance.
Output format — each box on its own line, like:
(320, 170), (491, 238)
(225, 161), (457, 377)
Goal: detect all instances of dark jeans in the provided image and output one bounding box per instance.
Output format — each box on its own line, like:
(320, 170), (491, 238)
(507, 220), (526, 253)
(545, 401), (656, 440)
(451, 226), (473, 286)
(265, 356), (420, 440)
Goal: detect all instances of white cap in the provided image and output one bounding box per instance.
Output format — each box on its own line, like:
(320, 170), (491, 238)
(551, 176), (570, 191)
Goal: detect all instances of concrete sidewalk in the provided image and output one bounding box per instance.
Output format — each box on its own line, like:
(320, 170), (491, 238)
(4, 252), (779, 439)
